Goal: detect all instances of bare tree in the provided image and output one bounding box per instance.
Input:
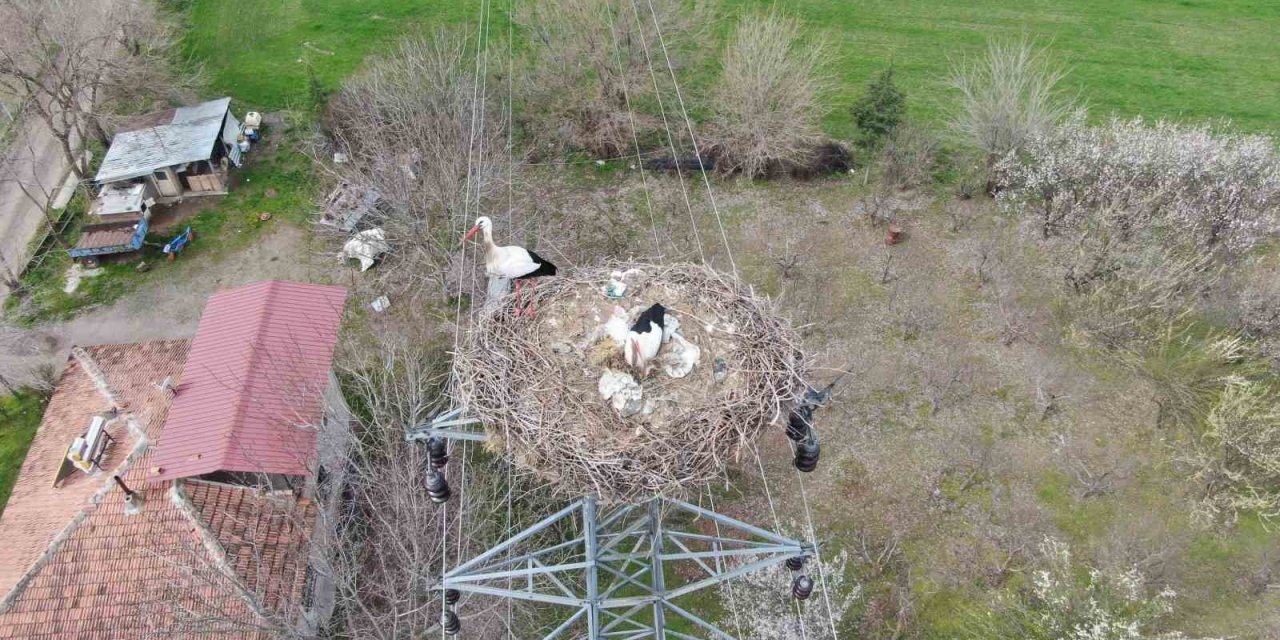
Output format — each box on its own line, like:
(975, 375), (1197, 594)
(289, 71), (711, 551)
(317, 335), (558, 638)
(948, 37), (1072, 185)
(516, 0), (704, 157)
(0, 0), (193, 179)
(0, 128), (89, 250)
(0, 320), (55, 392)
(708, 12), (831, 178)
(325, 29), (506, 302)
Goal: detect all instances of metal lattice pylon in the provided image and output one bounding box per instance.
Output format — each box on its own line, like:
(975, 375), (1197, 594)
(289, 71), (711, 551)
(438, 495), (813, 639)
(410, 408), (816, 639)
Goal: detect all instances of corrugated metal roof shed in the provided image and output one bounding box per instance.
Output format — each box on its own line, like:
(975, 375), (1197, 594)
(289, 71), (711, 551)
(94, 97), (232, 184)
(149, 281), (347, 483)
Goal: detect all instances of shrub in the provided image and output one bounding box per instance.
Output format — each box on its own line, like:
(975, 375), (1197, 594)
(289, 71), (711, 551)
(1060, 224), (1220, 349)
(517, 0), (702, 157)
(851, 66), (906, 149)
(1114, 324), (1246, 428)
(717, 550), (857, 640)
(948, 38), (1072, 176)
(708, 12), (831, 178)
(327, 30), (505, 300)
(1184, 377), (1280, 525)
(957, 537), (1210, 640)
(877, 122), (938, 189)
(998, 115), (1280, 250)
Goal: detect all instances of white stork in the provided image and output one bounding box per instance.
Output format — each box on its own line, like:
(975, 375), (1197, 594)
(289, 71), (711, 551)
(624, 303), (667, 377)
(461, 216), (557, 314)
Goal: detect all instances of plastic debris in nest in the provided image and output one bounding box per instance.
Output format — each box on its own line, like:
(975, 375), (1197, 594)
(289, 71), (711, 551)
(455, 262), (807, 503)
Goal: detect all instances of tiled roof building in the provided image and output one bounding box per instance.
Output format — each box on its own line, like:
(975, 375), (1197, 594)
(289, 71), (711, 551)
(0, 281), (346, 639)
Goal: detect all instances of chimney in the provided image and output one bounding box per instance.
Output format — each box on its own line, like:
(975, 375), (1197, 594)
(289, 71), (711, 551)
(113, 475), (143, 516)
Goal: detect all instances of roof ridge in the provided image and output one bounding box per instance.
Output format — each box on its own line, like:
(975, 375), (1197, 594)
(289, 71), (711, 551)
(0, 409), (151, 613)
(71, 346), (125, 410)
(169, 480), (274, 622)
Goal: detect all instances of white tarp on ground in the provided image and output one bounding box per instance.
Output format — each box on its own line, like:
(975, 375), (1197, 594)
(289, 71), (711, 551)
(339, 228), (390, 271)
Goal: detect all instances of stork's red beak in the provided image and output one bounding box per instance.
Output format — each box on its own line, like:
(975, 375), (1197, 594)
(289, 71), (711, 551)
(461, 225), (479, 245)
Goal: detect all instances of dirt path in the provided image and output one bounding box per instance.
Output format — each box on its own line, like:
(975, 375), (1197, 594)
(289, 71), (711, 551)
(28, 223), (352, 368)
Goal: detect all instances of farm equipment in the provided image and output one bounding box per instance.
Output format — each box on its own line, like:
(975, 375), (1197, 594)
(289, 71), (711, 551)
(67, 214), (149, 268)
(163, 226), (195, 260)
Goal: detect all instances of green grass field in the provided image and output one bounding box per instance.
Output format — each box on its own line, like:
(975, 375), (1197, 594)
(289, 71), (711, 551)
(180, 0), (1279, 136)
(727, 0), (1280, 137)
(0, 390), (47, 518)
(180, 0), (480, 110)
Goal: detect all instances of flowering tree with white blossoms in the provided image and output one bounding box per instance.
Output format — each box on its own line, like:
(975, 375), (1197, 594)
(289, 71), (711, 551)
(998, 115), (1280, 251)
(716, 550), (858, 640)
(958, 537), (1216, 640)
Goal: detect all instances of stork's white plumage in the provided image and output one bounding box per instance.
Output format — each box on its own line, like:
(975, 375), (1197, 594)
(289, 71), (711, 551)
(463, 216), (556, 279)
(625, 304), (666, 376)
(462, 216), (557, 314)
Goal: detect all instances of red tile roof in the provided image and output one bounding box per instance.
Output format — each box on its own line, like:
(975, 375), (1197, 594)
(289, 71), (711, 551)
(0, 342), (316, 639)
(150, 281), (346, 483)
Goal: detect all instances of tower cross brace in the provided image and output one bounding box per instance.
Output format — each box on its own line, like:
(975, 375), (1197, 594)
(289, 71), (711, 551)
(439, 495), (814, 640)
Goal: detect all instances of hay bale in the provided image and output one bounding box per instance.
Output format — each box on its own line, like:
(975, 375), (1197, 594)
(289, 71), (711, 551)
(455, 263), (807, 503)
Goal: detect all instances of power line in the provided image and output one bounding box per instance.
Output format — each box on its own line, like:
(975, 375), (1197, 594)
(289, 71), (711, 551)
(641, 0), (736, 278)
(505, 0), (517, 636)
(442, 0), (495, 635)
(627, 0), (705, 264)
(638, 2), (840, 634)
(603, 0), (663, 260)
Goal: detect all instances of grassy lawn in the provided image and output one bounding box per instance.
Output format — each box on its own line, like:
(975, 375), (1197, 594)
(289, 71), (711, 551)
(722, 0), (1280, 137)
(0, 390), (48, 518)
(179, 0), (1280, 136)
(179, 0), (483, 111)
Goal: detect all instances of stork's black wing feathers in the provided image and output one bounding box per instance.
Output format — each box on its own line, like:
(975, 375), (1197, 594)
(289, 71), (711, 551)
(630, 303), (666, 334)
(518, 249), (557, 279)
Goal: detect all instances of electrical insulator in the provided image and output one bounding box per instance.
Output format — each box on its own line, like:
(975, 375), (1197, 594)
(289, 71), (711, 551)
(793, 438), (820, 472)
(442, 609), (461, 636)
(785, 556), (806, 572)
(444, 588), (461, 606)
(428, 437), (449, 470)
(786, 408), (812, 442)
(426, 470), (452, 504)
(792, 574), (814, 601)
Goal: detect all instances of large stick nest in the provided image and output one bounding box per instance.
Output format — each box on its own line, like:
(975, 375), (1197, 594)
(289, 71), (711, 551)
(456, 263), (807, 503)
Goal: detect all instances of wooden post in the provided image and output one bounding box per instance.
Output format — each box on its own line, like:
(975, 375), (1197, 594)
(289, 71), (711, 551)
(484, 276), (511, 313)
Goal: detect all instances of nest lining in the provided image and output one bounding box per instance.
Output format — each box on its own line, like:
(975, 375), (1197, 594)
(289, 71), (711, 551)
(455, 263), (806, 503)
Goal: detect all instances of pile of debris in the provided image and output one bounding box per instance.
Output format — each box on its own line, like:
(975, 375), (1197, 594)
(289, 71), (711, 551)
(455, 263), (807, 503)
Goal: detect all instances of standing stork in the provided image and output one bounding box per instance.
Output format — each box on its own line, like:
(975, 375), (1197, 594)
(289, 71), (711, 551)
(461, 216), (557, 314)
